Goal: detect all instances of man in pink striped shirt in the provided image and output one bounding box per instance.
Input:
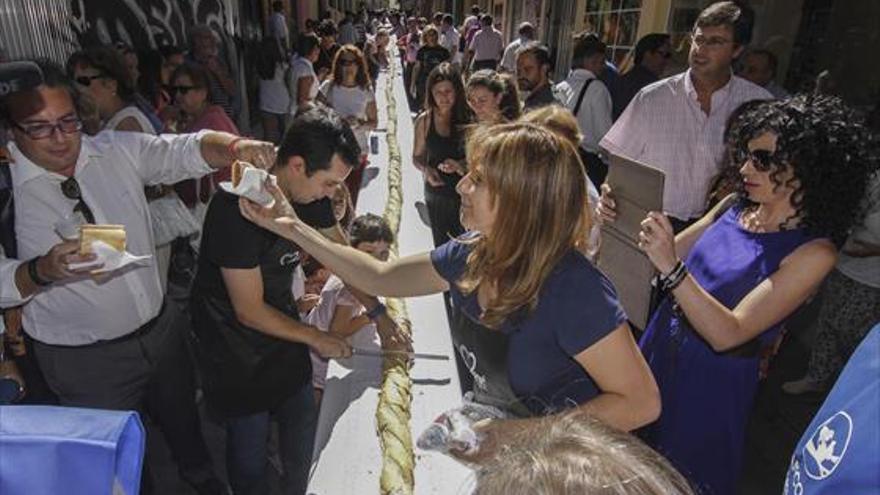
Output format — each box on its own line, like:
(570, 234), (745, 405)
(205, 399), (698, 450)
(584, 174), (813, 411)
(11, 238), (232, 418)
(600, 1), (772, 231)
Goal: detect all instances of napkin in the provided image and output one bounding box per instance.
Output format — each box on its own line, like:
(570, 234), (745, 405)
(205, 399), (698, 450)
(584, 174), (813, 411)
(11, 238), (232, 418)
(66, 240), (152, 274)
(218, 166), (277, 206)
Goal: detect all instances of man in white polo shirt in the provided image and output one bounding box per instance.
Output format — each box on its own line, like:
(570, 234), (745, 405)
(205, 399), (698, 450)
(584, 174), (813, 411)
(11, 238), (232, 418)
(600, 1), (771, 231)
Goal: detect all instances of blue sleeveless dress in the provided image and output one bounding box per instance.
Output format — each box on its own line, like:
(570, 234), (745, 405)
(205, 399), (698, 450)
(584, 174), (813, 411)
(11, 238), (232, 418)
(639, 204), (822, 495)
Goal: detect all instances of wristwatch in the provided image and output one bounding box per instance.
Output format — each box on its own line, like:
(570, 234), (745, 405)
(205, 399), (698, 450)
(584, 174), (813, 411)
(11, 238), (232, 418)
(365, 302), (387, 321)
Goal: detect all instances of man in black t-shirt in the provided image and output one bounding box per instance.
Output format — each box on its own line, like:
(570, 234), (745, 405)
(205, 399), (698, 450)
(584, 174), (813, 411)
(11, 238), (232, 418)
(190, 106), (358, 495)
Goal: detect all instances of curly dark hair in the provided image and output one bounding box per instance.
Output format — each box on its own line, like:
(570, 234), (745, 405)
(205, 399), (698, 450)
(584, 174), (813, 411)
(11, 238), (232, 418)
(725, 94), (879, 247)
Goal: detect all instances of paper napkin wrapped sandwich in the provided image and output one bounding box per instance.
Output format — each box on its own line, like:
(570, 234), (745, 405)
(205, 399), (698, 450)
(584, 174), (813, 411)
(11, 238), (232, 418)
(219, 160), (277, 206)
(68, 224), (151, 274)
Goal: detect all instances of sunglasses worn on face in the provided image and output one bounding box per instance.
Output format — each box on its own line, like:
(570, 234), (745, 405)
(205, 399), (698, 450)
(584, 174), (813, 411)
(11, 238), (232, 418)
(14, 117), (83, 140)
(745, 149), (781, 171)
(74, 74), (106, 86)
(339, 59), (358, 66)
(171, 85), (200, 95)
(60, 176), (96, 224)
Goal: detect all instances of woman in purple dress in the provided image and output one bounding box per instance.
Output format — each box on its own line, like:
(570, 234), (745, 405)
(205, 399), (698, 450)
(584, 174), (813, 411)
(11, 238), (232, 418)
(599, 95), (878, 494)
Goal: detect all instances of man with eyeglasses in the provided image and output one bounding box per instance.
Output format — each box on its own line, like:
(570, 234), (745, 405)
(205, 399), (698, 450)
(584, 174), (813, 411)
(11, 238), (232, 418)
(600, 1), (771, 233)
(0, 59), (275, 494)
(611, 33), (671, 120)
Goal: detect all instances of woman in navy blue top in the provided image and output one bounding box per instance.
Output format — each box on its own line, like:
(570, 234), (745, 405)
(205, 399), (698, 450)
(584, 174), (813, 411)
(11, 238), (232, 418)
(240, 122), (660, 460)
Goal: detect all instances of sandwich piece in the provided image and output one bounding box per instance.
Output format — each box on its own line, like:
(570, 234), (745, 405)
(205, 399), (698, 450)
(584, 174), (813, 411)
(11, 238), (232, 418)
(79, 224), (126, 254)
(231, 160), (246, 187)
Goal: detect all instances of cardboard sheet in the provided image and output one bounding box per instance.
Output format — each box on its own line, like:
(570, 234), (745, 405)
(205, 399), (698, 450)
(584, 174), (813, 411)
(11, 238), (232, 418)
(597, 154), (665, 329)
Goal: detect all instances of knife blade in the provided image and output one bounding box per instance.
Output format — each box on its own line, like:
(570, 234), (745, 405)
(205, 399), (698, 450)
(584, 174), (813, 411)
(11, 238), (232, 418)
(350, 347), (449, 361)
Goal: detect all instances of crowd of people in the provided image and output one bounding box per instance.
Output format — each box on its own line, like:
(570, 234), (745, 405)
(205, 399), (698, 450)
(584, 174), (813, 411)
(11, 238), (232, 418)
(0, 1), (878, 495)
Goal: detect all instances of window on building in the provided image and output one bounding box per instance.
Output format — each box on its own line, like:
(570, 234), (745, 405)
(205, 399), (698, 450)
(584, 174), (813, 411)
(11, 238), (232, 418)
(583, 0), (642, 67)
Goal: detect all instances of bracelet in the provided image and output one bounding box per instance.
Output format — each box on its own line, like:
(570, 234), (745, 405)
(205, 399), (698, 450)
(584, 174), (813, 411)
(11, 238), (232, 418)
(661, 260), (688, 292)
(27, 258), (53, 287)
(365, 302), (387, 321)
(227, 136), (246, 159)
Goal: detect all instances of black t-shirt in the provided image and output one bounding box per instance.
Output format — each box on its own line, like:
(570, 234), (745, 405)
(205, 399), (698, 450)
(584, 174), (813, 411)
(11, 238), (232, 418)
(190, 191), (335, 417)
(315, 44), (340, 78)
(416, 46), (450, 82)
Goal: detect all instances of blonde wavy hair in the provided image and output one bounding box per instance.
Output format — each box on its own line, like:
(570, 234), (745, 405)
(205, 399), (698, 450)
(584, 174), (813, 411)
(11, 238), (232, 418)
(458, 122), (591, 328)
(473, 410), (695, 495)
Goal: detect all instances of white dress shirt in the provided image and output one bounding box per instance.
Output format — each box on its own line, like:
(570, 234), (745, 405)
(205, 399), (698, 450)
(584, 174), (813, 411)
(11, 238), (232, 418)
(499, 37), (525, 73)
(440, 27), (461, 64)
(468, 27), (504, 62)
(556, 69), (613, 154)
(2, 130), (214, 345)
(600, 70), (772, 220)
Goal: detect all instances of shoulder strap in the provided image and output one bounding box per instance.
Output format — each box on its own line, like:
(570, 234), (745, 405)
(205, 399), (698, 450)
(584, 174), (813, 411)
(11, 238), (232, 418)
(712, 194), (739, 223)
(573, 78), (596, 117)
(0, 159), (17, 258)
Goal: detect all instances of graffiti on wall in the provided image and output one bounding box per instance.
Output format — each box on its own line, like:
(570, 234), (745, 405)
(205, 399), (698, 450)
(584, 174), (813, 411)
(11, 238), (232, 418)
(68, 0), (235, 52)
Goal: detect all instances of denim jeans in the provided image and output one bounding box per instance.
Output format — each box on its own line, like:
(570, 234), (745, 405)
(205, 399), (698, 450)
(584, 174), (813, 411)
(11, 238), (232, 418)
(225, 381), (317, 495)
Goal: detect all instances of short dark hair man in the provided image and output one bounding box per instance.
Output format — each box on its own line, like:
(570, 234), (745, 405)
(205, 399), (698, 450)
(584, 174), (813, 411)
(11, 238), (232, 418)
(500, 21), (534, 73)
(739, 48), (789, 99)
(601, 1), (771, 231)
(0, 59), (273, 493)
(556, 32), (613, 188)
(189, 105), (356, 494)
(517, 42), (558, 111)
(612, 33), (671, 119)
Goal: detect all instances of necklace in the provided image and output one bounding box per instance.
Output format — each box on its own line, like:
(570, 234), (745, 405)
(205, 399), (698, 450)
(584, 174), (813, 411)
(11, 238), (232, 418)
(740, 206), (797, 233)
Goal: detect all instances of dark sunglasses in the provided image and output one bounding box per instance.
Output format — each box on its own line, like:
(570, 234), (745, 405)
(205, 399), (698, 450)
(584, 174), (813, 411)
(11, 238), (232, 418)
(74, 74), (106, 86)
(171, 85), (200, 95)
(13, 117), (83, 140)
(744, 149), (781, 171)
(60, 176), (96, 224)
(338, 58), (358, 66)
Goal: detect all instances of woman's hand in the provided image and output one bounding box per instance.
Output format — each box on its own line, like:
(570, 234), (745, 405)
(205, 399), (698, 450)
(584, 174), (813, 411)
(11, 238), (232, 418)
(596, 183), (617, 225)
(239, 180), (300, 238)
(449, 418), (523, 464)
(438, 159), (466, 176)
(638, 211), (678, 275)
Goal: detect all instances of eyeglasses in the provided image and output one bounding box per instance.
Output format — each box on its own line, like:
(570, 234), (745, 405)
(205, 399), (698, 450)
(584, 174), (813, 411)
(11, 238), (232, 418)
(13, 116), (83, 140)
(170, 85), (200, 95)
(690, 34), (734, 49)
(60, 176), (96, 224)
(744, 149), (781, 171)
(338, 59), (358, 66)
(74, 74), (106, 87)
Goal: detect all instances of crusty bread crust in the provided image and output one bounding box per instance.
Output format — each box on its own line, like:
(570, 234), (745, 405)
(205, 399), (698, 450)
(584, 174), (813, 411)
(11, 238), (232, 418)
(79, 224), (126, 254)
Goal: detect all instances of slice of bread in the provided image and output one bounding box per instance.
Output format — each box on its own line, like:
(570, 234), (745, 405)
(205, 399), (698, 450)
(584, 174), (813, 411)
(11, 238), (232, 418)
(231, 160), (245, 187)
(79, 224), (126, 254)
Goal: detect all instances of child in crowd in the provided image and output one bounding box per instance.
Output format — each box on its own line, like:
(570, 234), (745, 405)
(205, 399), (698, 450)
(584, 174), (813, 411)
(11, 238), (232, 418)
(306, 214), (394, 404)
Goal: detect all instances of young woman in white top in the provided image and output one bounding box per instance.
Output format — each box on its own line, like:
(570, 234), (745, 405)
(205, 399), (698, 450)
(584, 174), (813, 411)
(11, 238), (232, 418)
(256, 36), (290, 143)
(317, 44), (378, 207)
(288, 33), (321, 117)
(68, 46), (199, 292)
